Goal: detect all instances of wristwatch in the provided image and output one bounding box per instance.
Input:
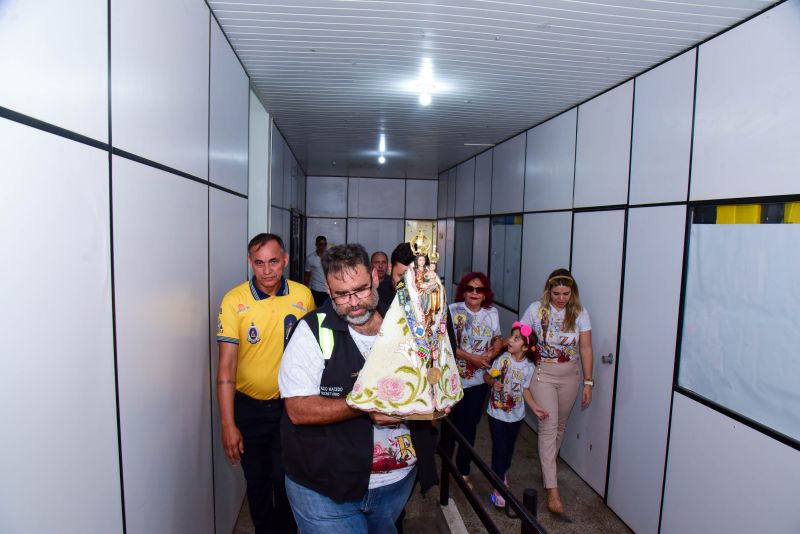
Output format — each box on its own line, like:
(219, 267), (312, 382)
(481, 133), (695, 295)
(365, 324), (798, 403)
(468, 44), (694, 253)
(583, 378), (594, 388)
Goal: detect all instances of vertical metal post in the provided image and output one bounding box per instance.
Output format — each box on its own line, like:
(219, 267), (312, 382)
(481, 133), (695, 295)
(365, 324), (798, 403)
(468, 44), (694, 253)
(439, 420), (453, 506)
(521, 488), (538, 534)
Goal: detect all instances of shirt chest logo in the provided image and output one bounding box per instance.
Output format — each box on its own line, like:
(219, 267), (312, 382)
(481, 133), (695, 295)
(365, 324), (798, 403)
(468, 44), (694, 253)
(247, 322), (261, 344)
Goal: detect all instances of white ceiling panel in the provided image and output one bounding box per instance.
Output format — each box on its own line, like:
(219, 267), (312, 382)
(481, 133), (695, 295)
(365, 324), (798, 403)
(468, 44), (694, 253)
(209, 0), (774, 179)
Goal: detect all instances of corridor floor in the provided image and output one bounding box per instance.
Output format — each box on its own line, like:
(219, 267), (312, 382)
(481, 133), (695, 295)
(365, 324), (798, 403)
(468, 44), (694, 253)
(234, 416), (632, 533)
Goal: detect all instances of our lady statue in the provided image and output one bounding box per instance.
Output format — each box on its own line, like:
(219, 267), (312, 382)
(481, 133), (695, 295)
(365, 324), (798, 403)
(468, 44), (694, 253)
(346, 231), (463, 418)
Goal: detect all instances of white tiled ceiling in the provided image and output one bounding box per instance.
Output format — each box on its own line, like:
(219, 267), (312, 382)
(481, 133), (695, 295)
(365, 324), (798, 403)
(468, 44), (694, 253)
(209, 0), (774, 179)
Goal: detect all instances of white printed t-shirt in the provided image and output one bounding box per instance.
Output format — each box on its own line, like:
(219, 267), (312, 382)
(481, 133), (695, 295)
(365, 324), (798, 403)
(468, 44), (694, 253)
(520, 301), (591, 363)
(278, 320), (416, 489)
(448, 303), (501, 388)
(486, 353), (535, 423)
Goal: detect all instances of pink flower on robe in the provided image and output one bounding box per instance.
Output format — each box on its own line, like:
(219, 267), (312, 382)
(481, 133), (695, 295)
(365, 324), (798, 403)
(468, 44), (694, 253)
(377, 376), (405, 402)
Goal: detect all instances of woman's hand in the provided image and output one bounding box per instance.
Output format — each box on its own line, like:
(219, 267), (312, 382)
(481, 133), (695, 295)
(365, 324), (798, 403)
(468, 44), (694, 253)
(581, 385), (593, 408)
(492, 379), (503, 392)
(475, 352), (492, 369)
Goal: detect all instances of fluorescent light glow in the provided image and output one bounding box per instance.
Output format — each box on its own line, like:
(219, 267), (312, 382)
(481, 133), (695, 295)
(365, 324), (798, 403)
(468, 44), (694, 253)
(378, 133), (387, 164)
(419, 92), (432, 106)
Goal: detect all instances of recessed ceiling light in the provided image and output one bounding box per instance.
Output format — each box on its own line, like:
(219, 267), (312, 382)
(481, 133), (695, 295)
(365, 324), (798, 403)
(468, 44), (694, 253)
(463, 143), (495, 147)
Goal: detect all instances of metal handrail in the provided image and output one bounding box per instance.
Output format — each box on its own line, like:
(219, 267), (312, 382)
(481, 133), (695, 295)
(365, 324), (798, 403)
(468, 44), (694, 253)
(437, 417), (547, 534)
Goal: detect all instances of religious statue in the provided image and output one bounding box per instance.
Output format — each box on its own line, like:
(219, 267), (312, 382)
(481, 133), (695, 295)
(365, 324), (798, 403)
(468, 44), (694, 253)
(346, 231), (463, 418)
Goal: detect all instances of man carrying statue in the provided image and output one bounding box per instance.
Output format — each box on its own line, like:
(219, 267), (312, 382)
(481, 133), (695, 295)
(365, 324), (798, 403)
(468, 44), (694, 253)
(278, 236), (460, 532)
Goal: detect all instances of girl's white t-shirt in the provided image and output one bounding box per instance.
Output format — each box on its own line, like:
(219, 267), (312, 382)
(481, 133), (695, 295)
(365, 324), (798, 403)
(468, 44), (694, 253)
(486, 353), (535, 423)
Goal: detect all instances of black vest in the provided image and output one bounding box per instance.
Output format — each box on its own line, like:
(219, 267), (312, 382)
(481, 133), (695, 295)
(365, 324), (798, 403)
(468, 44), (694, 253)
(281, 300), (439, 503)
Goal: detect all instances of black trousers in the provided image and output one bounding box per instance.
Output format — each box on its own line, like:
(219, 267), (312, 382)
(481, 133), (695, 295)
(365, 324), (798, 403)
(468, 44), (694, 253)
(488, 416), (522, 481)
(234, 392), (295, 534)
(449, 383), (488, 476)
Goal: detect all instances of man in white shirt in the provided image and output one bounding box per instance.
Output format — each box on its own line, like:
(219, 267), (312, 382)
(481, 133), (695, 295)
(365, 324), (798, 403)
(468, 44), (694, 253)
(304, 235), (328, 306)
(279, 243), (438, 533)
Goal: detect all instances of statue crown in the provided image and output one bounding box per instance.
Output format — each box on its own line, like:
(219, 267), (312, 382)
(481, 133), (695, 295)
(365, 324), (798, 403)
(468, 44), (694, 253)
(409, 230), (431, 257)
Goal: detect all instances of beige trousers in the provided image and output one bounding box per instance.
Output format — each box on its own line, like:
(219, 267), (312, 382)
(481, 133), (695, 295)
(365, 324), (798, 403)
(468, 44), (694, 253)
(530, 359), (580, 488)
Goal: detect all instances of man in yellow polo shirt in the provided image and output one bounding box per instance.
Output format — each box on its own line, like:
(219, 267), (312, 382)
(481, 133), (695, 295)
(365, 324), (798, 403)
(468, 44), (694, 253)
(216, 233), (314, 534)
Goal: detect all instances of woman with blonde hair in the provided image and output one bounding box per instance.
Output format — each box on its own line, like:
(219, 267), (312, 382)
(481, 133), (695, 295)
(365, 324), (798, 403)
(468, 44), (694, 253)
(520, 268), (594, 514)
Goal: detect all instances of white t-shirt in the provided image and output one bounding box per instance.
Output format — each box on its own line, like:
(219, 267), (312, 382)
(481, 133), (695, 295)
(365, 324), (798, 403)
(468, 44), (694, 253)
(304, 253), (327, 292)
(519, 301), (591, 363)
(278, 320), (416, 489)
(448, 303), (501, 388)
(486, 353), (535, 423)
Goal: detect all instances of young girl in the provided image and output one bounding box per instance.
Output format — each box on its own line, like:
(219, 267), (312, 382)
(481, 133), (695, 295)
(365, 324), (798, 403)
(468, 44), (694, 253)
(485, 322), (548, 509)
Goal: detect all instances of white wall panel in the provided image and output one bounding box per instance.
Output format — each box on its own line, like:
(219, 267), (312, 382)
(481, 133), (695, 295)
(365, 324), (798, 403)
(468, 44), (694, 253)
(437, 171), (447, 218)
(249, 92), (270, 236)
(405, 179), (438, 219)
(306, 176), (348, 217)
(111, 0), (209, 178)
(348, 177), (406, 218)
(561, 209), (625, 495)
(455, 159), (476, 217)
(474, 150), (493, 215)
(271, 127), (285, 208)
(491, 133), (525, 214)
(662, 393), (800, 534)
(691, 2), (800, 201)
(518, 211), (572, 312)
(296, 171), (307, 214)
(0, 0), (108, 141)
(348, 218), (404, 259)
(472, 217), (490, 275)
(524, 109), (577, 212)
(209, 190), (248, 534)
(495, 305), (518, 338)
(574, 81), (633, 208)
(270, 207), (285, 243)
(0, 120), (122, 533)
(283, 142), (295, 209)
(112, 157), (212, 534)
(306, 218), (347, 255)
(445, 218), (455, 287)
(630, 51), (694, 205)
(209, 20), (248, 195)
(607, 205), (685, 534)
(447, 168), (457, 218)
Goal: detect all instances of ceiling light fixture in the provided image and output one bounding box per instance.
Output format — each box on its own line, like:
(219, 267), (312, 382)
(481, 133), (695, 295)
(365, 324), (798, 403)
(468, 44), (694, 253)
(416, 58), (437, 107)
(378, 133), (387, 164)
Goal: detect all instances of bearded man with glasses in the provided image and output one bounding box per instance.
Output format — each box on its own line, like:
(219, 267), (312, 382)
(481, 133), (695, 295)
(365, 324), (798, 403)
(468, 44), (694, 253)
(278, 243), (439, 533)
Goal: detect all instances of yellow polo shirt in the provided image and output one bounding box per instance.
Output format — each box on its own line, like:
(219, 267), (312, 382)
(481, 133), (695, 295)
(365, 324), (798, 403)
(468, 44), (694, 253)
(217, 277), (314, 400)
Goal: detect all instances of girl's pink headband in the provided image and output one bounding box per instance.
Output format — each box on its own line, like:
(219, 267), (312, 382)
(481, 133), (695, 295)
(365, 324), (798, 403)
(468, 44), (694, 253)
(512, 321), (533, 342)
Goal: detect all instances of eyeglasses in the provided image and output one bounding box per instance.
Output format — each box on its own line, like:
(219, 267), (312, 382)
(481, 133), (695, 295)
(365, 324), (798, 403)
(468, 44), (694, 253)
(464, 286), (487, 294)
(331, 281), (373, 304)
